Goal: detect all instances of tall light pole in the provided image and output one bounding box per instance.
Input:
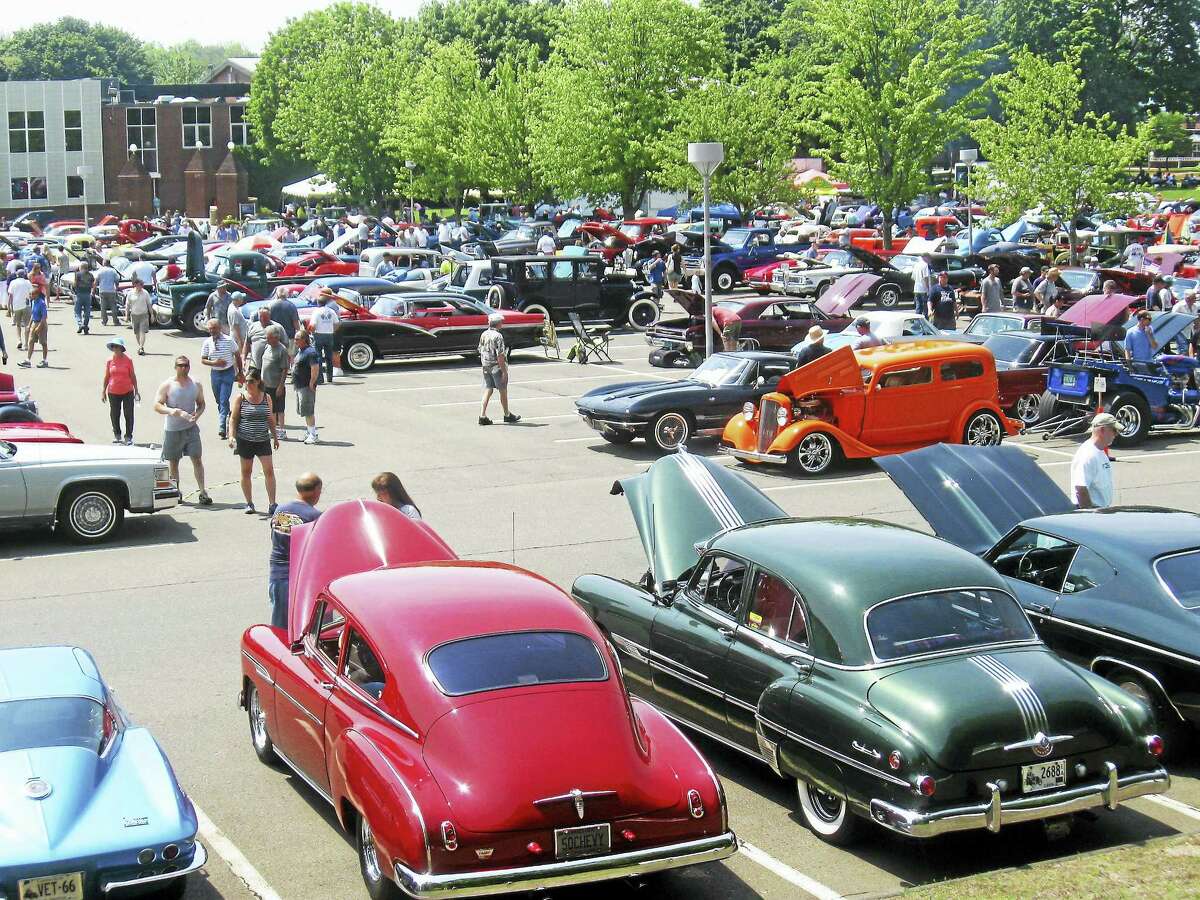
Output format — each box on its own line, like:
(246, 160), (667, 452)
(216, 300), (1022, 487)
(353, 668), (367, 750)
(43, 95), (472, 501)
(405, 160), (416, 224)
(76, 165), (93, 229)
(960, 148), (978, 252)
(688, 142), (724, 359)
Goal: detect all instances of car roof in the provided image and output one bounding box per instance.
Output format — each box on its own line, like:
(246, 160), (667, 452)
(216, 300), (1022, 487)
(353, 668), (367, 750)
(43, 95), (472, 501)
(857, 338), (989, 368)
(0, 646), (104, 703)
(1021, 509), (1200, 560)
(313, 276), (396, 288)
(714, 350), (796, 364)
(492, 254), (604, 263)
(711, 518), (1006, 665)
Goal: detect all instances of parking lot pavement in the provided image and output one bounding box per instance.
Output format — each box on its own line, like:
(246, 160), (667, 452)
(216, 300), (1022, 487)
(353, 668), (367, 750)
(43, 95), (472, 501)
(4, 296), (1200, 899)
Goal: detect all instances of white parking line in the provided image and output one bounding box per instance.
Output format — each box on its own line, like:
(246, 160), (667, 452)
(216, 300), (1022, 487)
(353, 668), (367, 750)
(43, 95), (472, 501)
(369, 373), (628, 393)
(423, 395), (577, 408)
(1144, 794), (1200, 823)
(554, 436), (599, 443)
(737, 841), (842, 900)
(194, 805), (283, 900)
(1019, 443), (1077, 459)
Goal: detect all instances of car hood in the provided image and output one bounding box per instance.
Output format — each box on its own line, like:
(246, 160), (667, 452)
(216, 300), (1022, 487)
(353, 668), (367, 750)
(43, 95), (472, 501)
(615, 450), (784, 586)
(577, 379), (705, 412)
(876, 445), (1073, 556)
(666, 288), (705, 317)
(867, 648), (1125, 771)
(1153, 311), (1198, 349)
(816, 273), (883, 316)
(776, 345), (861, 397)
(1058, 293), (1134, 329)
(423, 687), (679, 832)
(8, 441), (163, 465)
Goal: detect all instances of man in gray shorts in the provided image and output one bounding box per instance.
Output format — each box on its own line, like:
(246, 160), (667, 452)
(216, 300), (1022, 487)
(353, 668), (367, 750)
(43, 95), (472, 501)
(154, 354), (212, 505)
(477, 312), (520, 425)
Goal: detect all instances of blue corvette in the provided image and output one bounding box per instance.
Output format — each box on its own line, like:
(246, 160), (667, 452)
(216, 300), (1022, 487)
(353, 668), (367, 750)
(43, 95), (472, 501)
(0, 646), (206, 899)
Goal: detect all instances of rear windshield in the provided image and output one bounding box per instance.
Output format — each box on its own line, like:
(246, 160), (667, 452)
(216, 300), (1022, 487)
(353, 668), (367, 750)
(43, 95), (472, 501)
(985, 333), (1039, 365)
(0, 697), (104, 753)
(428, 631), (608, 696)
(867, 589), (1035, 661)
(1155, 552), (1200, 610)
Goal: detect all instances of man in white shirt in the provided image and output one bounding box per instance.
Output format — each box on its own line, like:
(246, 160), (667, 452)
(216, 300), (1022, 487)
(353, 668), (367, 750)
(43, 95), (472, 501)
(356, 220), (370, 249)
(1171, 289), (1198, 355)
(129, 257), (157, 290)
(848, 316), (884, 349)
(453, 221), (471, 244)
(374, 253), (396, 278)
(414, 226), (428, 249)
(123, 277), (153, 355)
(535, 232), (557, 256)
(1071, 413), (1118, 508)
(910, 254), (932, 312)
(310, 292), (342, 383)
(8, 270), (32, 348)
(437, 220), (453, 246)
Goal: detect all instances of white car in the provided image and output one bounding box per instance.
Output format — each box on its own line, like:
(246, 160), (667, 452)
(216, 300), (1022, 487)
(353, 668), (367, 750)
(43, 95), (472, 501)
(358, 247), (445, 277)
(442, 259), (497, 302)
(791, 310), (944, 353)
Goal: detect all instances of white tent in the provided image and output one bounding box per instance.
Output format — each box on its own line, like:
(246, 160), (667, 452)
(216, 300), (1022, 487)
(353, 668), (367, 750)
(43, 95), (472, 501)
(280, 175), (341, 200)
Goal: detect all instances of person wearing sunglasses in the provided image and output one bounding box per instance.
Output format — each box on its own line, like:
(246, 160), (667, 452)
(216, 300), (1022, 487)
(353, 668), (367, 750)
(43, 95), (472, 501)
(154, 355), (212, 505)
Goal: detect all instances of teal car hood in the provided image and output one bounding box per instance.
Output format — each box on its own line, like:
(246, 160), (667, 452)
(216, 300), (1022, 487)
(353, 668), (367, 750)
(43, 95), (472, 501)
(614, 451), (785, 587)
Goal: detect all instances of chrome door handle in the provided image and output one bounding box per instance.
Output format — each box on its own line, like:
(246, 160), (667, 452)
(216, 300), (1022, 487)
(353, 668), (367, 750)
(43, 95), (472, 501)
(319, 681), (335, 691)
(1029, 604), (1052, 615)
(718, 627), (735, 639)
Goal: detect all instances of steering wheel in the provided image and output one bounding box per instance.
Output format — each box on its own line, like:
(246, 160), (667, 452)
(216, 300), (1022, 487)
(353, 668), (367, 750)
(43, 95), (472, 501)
(1016, 548), (1045, 585)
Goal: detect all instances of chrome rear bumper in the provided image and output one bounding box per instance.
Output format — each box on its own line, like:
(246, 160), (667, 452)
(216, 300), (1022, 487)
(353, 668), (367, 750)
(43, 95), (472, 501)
(870, 764), (1169, 838)
(102, 841), (207, 893)
(393, 832), (737, 898)
(719, 446), (787, 464)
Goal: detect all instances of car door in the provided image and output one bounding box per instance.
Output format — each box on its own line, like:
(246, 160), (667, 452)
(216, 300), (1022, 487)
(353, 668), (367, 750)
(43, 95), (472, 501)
(1024, 541), (1121, 668)
(439, 299), (490, 352)
(649, 553), (748, 742)
(272, 599), (343, 791)
(724, 566), (812, 752)
(859, 362), (940, 447)
(0, 441), (30, 522)
(985, 527), (1079, 631)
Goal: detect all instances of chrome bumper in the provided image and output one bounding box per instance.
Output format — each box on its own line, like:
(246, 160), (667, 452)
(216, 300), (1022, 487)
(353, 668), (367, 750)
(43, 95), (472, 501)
(577, 412), (643, 433)
(869, 764), (1169, 838)
(102, 841), (207, 893)
(719, 446), (787, 464)
(392, 832), (737, 898)
(152, 488), (181, 510)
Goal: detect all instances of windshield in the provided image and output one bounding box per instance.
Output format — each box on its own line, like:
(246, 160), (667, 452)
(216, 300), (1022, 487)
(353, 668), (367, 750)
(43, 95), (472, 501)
(720, 228), (754, 247)
(0, 697), (105, 753)
(427, 631), (608, 696)
(967, 315), (1021, 337)
(205, 253), (228, 275)
(690, 354), (752, 387)
(557, 219), (580, 238)
(1059, 270), (1095, 290)
(500, 226), (535, 242)
(984, 333), (1039, 364)
(1155, 552), (1200, 610)
(867, 588), (1035, 662)
(891, 254), (918, 271)
(618, 223), (642, 239)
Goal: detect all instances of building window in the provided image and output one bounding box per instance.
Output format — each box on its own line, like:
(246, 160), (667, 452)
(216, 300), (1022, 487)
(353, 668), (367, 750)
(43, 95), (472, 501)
(9, 111), (46, 153)
(64, 110), (83, 152)
(11, 177), (48, 201)
(67, 175), (84, 199)
(127, 107), (158, 172)
(182, 106), (212, 148)
(229, 105), (251, 146)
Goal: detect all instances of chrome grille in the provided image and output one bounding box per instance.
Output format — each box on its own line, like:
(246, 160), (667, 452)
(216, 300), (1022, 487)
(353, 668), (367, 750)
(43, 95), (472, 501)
(757, 398), (781, 453)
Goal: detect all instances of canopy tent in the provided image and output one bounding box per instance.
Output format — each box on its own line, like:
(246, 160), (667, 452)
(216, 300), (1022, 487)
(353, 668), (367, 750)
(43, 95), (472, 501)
(280, 175), (341, 200)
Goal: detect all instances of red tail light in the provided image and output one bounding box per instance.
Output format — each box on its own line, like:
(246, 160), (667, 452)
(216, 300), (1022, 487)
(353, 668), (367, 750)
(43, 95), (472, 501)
(916, 775), (936, 797)
(526, 841), (543, 855)
(687, 789), (705, 818)
(440, 821), (458, 851)
(621, 829), (636, 842)
(1146, 735), (1164, 758)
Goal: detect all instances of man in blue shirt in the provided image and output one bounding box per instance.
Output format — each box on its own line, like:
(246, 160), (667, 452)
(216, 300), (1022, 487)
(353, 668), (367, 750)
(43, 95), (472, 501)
(268, 472), (323, 629)
(1123, 310), (1158, 361)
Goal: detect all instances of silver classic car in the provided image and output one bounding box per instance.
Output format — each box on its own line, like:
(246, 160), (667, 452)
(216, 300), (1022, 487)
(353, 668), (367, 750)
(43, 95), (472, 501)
(0, 439), (179, 543)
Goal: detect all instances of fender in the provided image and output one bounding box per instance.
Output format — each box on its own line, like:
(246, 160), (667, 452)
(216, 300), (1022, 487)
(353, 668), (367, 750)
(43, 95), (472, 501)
(951, 400), (1023, 441)
(630, 698), (726, 833)
(239, 626), (283, 738)
(1089, 656), (1186, 723)
(768, 419), (879, 460)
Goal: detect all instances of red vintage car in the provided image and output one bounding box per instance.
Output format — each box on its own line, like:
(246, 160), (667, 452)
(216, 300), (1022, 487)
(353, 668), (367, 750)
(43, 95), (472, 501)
(0, 421), (82, 443)
(577, 218), (677, 263)
(275, 250), (358, 278)
(117, 219), (169, 245)
(238, 501), (736, 898)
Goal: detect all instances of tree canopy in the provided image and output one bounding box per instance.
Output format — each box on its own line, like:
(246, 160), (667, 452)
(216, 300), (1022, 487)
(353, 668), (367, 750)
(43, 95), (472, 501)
(146, 41), (252, 84)
(0, 18), (152, 83)
(413, 0), (561, 72)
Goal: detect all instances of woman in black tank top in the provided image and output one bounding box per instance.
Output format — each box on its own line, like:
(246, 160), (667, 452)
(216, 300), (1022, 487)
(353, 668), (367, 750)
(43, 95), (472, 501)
(229, 368), (279, 515)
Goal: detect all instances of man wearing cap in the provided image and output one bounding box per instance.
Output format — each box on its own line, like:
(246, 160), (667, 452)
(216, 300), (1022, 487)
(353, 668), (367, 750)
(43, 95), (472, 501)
(1124, 310), (1158, 361)
(1011, 267), (1034, 310)
(478, 312), (520, 426)
(1071, 414), (1118, 509)
(793, 326), (830, 367)
(849, 316), (884, 349)
(1171, 289), (1198, 355)
(1157, 275), (1176, 312)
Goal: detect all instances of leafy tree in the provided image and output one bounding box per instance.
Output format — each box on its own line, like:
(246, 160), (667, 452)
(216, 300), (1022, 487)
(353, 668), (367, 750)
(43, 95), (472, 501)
(466, 53), (548, 208)
(972, 51), (1151, 264)
(785, 0), (993, 247)
(1145, 111), (1192, 158)
(532, 0), (722, 216)
(655, 73), (802, 218)
(147, 41), (252, 84)
(0, 18), (152, 83)
(414, 0), (562, 71)
(701, 0), (787, 74)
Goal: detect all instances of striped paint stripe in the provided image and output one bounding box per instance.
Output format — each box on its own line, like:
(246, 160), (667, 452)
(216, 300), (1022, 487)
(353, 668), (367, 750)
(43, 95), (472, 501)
(971, 655), (1049, 738)
(984, 654), (1050, 733)
(674, 452), (744, 532)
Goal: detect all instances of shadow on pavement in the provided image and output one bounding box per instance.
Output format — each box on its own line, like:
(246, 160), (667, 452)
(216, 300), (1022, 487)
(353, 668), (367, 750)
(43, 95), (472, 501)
(6, 515), (197, 559)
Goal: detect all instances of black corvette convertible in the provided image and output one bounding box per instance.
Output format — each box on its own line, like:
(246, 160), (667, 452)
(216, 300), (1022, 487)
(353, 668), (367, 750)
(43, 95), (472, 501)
(575, 351), (797, 452)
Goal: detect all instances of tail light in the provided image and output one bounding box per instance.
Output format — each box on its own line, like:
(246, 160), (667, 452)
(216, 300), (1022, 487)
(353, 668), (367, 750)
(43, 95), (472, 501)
(687, 789), (705, 818)
(526, 841), (543, 855)
(888, 750), (903, 771)
(440, 821), (458, 851)
(621, 829), (636, 841)
(916, 775), (936, 797)
(1146, 735), (1164, 758)
(742, 401), (756, 421)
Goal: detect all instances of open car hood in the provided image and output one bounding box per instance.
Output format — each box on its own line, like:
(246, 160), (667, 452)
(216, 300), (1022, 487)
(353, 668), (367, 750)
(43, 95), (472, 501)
(876, 445), (1073, 556)
(776, 345), (861, 396)
(1153, 311), (1198, 349)
(665, 288), (704, 317)
(1058, 293), (1134, 329)
(287, 500), (457, 639)
(614, 450), (784, 587)
(845, 245), (888, 269)
(816, 273), (883, 316)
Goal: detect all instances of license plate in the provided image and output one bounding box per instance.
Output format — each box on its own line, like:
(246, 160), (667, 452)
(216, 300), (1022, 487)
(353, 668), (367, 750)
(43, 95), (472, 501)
(18, 873), (84, 899)
(1021, 758), (1066, 794)
(554, 823), (611, 859)
(1061, 373), (1076, 387)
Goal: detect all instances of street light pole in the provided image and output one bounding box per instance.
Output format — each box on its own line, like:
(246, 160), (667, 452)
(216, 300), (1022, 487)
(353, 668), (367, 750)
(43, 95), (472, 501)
(688, 142), (724, 359)
(76, 165), (93, 229)
(960, 148), (978, 252)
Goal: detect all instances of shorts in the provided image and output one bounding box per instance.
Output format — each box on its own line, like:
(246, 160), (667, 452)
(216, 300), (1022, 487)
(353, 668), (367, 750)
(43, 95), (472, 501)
(235, 437), (272, 459)
(482, 364), (507, 389)
(271, 382), (286, 413)
(295, 386), (316, 417)
(13, 307), (30, 329)
(161, 424), (202, 461)
(130, 312), (150, 337)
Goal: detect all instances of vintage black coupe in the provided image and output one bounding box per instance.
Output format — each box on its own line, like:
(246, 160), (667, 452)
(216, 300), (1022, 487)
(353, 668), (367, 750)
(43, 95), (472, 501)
(575, 351), (798, 452)
(487, 255), (660, 329)
(880, 443), (1200, 744)
(571, 452), (1169, 843)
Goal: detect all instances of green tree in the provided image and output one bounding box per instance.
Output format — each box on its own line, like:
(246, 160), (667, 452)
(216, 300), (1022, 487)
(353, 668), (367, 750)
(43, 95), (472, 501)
(655, 73), (802, 218)
(0, 17), (152, 82)
(972, 51), (1151, 264)
(466, 53), (548, 208)
(1145, 112), (1192, 158)
(701, 0), (787, 74)
(532, 0), (722, 215)
(413, 0), (561, 72)
(147, 40), (252, 84)
(784, 0), (993, 247)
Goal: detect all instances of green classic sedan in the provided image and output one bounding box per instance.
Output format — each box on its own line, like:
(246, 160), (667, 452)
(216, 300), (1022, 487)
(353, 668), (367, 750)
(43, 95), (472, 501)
(571, 451), (1169, 844)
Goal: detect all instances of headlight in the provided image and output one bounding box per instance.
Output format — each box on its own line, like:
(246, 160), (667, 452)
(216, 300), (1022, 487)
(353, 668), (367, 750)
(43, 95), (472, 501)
(742, 401), (756, 421)
(776, 406), (789, 427)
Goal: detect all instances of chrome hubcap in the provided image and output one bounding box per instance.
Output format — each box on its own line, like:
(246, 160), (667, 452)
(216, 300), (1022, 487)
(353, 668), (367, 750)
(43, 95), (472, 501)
(879, 288), (899, 307)
(1114, 405), (1141, 436)
(655, 415), (687, 449)
(249, 689), (268, 749)
(967, 414), (1001, 445)
(360, 816), (381, 883)
(71, 494), (115, 536)
(808, 785), (843, 822)
(348, 345), (372, 369)
(1016, 394), (1041, 423)
(797, 434), (832, 471)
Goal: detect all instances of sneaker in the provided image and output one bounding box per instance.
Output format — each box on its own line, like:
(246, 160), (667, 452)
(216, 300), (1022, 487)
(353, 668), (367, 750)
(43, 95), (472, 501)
(17, 361), (30, 368)
(304, 432), (317, 445)
(124, 437), (133, 446)
(138, 348), (144, 356)
(218, 430), (227, 440)
(112, 437), (122, 444)
(503, 413), (521, 424)
(36, 361), (48, 368)
(197, 492), (213, 506)
(268, 503), (278, 516)
(243, 503), (256, 515)
(277, 428), (286, 440)
(333, 367), (344, 378)
(478, 416), (492, 426)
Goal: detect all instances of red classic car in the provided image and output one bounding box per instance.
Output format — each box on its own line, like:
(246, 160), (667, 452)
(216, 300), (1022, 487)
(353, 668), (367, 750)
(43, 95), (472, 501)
(275, 250), (358, 278)
(238, 501), (736, 898)
(577, 218), (677, 263)
(117, 219), (169, 245)
(0, 421), (82, 443)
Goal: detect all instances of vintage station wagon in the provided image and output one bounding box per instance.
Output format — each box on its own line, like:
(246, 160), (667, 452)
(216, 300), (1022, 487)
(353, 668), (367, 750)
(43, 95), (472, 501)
(722, 340), (1021, 474)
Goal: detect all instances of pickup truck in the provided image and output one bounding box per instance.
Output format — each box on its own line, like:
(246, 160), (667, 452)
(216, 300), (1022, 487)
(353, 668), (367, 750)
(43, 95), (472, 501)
(682, 227), (800, 292)
(154, 233), (321, 333)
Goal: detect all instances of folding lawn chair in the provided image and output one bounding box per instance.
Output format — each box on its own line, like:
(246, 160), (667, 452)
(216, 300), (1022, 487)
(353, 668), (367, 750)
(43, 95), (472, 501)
(539, 312), (561, 359)
(567, 311), (613, 364)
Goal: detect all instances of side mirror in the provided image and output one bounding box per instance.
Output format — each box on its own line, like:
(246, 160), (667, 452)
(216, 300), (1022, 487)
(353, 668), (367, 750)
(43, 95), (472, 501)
(289, 639), (304, 655)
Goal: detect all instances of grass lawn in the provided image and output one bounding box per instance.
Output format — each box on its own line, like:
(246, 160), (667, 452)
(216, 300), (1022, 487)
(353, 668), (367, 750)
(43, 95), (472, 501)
(1153, 187), (1198, 201)
(913, 831), (1200, 899)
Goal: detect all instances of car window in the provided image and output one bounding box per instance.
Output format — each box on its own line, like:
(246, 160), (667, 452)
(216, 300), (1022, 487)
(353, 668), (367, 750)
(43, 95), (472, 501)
(988, 529), (1077, 593)
(1063, 546), (1116, 594)
(879, 366), (933, 388)
(577, 260), (603, 282)
(867, 588), (1034, 661)
(427, 631), (607, 696)
(940, 359), (984, 381)
(746, 570), (808, 647)
(524, 262), (548, 280)
(903, 318), (939, 336)
(0, 697), (105, 754)
(1154, 551), (1200, 610)
(343, 631), (386, 700)
(689, 554), (748, 618)
(312, 602), (346, 667)
(985, 333), (1039, 365)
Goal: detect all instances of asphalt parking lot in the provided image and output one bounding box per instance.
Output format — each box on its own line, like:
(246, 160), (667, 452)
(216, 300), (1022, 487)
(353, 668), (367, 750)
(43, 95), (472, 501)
(4, 294), (1200, 899)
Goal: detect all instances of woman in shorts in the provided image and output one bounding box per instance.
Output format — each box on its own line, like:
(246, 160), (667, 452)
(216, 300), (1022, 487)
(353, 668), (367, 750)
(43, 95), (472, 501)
(228, 368), (280, 515)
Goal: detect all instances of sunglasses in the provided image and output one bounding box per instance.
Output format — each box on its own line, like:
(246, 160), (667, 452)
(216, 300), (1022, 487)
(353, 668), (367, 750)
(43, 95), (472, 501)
(176, 362), (191, 368)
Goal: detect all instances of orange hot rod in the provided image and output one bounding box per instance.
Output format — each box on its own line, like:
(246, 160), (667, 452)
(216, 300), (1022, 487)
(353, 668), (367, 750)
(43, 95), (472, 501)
(720, 341), (1021, 475)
